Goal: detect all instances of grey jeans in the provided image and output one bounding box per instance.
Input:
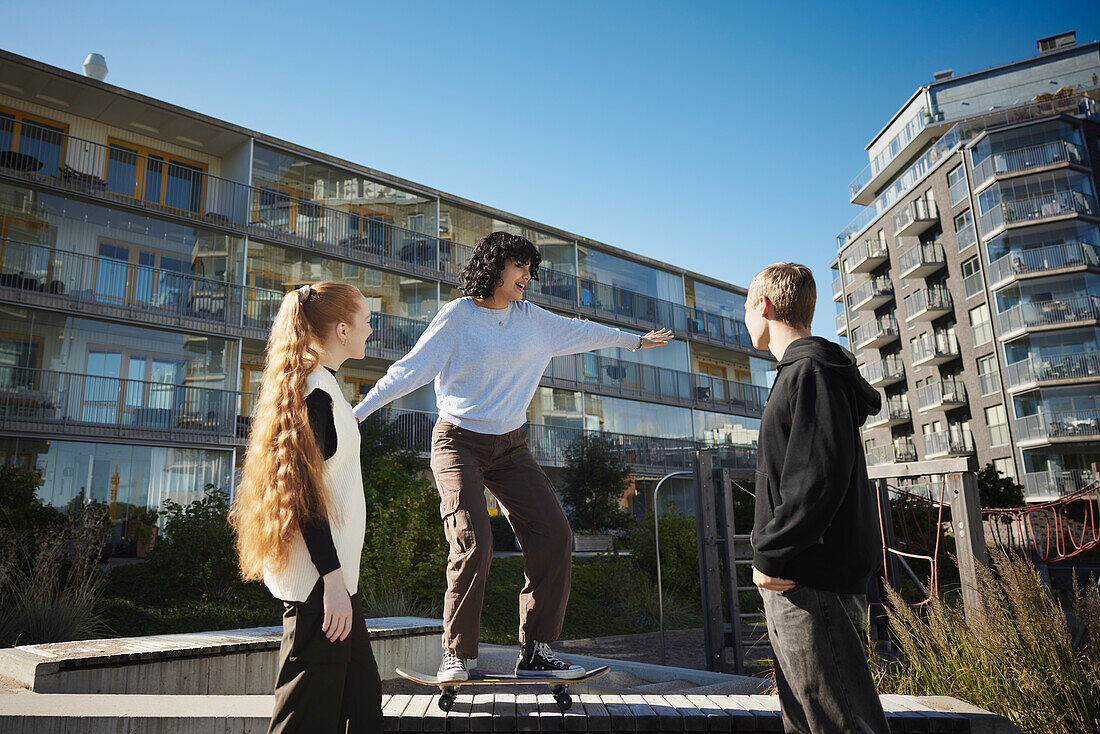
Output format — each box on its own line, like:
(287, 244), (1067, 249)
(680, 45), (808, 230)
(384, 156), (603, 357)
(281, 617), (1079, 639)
(760, 585), (890, 734)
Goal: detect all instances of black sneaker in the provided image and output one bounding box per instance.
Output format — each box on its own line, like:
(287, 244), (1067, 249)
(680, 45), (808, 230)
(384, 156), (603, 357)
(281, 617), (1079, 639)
(514, 641), (585, 679)
(438, 649), (469, 682)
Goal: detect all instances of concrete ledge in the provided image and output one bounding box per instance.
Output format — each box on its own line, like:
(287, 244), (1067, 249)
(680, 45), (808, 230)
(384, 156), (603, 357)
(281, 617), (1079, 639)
(0, 618), (442, 694)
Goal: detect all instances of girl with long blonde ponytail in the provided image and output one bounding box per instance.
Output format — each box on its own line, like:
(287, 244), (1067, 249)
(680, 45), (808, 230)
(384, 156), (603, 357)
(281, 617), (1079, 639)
(230, 281), (382, 734)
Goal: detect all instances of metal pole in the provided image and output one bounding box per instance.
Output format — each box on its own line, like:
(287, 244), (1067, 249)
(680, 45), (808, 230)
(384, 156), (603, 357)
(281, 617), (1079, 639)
(653, 470), (692, 666)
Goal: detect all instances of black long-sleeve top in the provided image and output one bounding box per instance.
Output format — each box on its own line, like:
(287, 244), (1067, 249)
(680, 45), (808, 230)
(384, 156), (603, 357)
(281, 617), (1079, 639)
(299, 368), (341, 577)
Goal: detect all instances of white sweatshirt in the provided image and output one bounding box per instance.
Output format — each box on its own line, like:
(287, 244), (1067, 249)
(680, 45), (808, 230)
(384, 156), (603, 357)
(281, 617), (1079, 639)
(353, 297), (640, 434)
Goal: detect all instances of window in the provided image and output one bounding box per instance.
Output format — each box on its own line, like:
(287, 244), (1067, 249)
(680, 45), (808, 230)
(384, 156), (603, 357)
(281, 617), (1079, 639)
(978, 355), (1000, 396)
(0, 107), (68, 177)
(993, 457), (1016, 481)
(985, 404), (1010, 446)
(105, 139), (205, 212)
(948, 165), (968, 206)
(343, 376), (375, 403)
(962, 257), (984, 298)
(969, 303), (993, 345)
(954, 208), (975, 251)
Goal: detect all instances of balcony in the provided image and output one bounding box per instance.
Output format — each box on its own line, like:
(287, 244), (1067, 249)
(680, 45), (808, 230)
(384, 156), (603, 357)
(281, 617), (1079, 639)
(897, 242), (946, 279)
(925, 426), (975, 458)
(1004, 352), (1100, 393)
(995, 295), (1100, 339)
(956, 221), (977, 251)
(910, 330), (959, 367)
(377, 408), (757, 476)
(852, 313), (900, 349)
(893, 198), (939, 237)
(836, 311), (848, 336)
(867, 395), (912, 428)
(832, 273), (845, 301)
(543, 353), (769, 417)
(866, 439), (918, 466)
(1015, 409), (1100, 447)
(1022, 469), (1096, 501)
(917, 380), (968, 413)
(979, 189), (1098, 238)
(850, 275), (894, 311)
(848, 106), (940, 206)
(860, 354), (906, 388)
(844, 239), (890, 273)
(904, 285), (953, 322)
(0, 366), (240, 445)
(0, 121), (763, 357)
(986, 241), (1100, 289)
(971, 140), (1087, 192)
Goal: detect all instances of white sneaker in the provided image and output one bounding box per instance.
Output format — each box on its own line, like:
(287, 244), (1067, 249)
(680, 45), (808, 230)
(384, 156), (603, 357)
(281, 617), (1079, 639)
(437, 649), (469, 682)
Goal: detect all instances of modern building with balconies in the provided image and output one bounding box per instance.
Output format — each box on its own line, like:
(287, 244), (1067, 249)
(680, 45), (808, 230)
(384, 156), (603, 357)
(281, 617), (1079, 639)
(0, 49), (773, 550)
(832, 31), (1100, 502)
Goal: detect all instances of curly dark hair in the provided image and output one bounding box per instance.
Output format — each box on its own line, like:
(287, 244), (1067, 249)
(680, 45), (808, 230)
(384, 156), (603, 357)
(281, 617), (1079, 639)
(460, 231), (542, 299)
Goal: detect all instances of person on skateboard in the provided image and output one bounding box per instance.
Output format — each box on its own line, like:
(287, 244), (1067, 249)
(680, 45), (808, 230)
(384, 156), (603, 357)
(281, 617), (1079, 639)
(353, 231), (672, 682)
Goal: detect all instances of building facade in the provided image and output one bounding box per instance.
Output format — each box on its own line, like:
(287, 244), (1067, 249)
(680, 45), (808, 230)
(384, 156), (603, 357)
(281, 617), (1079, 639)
(832, 31), (1100, 502)
(0, 50), (771, 553)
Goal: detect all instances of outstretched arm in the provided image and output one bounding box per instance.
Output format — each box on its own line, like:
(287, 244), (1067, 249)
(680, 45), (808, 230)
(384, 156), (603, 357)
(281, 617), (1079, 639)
(539, 306), (674, 356)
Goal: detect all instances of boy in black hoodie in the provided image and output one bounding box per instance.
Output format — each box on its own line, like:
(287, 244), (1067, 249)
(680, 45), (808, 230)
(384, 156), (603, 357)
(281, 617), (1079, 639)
(746, 263), (889, 734)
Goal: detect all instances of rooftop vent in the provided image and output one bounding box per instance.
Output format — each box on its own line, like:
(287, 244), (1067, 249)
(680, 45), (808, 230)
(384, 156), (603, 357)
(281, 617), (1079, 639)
(933, 69), (953, 81)
(1038, 31), (1076, 54)
(82, 53), (107, 81)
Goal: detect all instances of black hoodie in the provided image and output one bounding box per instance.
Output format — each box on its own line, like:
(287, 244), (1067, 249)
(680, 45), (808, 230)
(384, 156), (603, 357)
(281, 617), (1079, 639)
(751, 336), (883, 594)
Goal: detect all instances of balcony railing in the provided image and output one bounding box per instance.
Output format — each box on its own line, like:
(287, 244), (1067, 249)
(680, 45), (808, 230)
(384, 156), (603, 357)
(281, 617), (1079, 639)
(1015, 409), (1100, 444)
(893, 198), (939, 237)
(910, 330), (959, 366)
(956, 222), (977, 251)
(860, 354), (905, 387)
(925, 426), (975, 457)
(949, 177), (969, 207)
(917, 380), (968, 412)
(844, 239), (889, 273)
(544, 353), (769, 417)
(832, 273), (844, 300)
(867, 395), (911, 427)
(971, 139), (1086, 191)
(0, 120), (762, 355)
(897, 242), (946, 279)
(995, 295), (1100, 337)
(1004, 352), (1100, 392)
(852, 313), (900, 349)
(850, 275), (894, 310)
(904, 285), (953, 322)
(962, 270), (984, 299)
(979, 189), (1098, 236)
(986, 241), (1100, 289)
(1022, 469), (1096, 501)
(362, 407), (758, 475)
(835, 311), (847, 336)
(0, 366), (238, 443)
(866, 440), (917, 466)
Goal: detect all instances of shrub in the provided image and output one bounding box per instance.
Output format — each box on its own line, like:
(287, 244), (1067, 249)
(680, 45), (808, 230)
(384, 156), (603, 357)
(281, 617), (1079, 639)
(490, 513), (518, 552)
(145, 485), (241, 602)
(559, 433), (631, 534)
(874, 550), (1100, 733)
(976, 463), (1025, 509)
(631, 508), (700, 596)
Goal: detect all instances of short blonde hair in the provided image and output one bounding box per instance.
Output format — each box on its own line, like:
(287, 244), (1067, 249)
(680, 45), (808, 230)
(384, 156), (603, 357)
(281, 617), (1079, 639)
(748, 263), (816, 329)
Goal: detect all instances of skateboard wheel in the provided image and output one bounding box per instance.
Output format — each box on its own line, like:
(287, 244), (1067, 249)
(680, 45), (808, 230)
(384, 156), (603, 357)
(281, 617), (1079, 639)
(555, 693), (572, 711)
(438, 694), (456, 712)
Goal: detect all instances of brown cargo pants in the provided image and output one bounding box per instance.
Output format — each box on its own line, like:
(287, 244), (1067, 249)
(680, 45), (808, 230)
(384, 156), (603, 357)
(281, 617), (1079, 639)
(430, 419), (573, 659)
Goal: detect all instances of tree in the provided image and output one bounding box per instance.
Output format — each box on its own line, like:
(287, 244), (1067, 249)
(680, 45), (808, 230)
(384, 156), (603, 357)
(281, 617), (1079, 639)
(559, 433), (631, 534)
(359, 411), (428, 474)
(975, 463), (1025, 509)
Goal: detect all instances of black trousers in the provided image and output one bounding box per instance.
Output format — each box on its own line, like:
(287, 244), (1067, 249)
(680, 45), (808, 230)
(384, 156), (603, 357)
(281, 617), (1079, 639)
(268, 579), (384, 734)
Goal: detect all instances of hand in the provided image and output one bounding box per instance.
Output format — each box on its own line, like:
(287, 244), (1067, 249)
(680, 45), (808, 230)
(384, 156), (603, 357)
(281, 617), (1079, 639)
(321, 569), (353, 642)
(753, 566), (796, 592)
(639, 328), (674, 349)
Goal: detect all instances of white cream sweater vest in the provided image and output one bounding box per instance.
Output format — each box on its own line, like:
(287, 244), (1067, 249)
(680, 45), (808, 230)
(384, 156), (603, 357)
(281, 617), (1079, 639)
(263, 367), (366, 602)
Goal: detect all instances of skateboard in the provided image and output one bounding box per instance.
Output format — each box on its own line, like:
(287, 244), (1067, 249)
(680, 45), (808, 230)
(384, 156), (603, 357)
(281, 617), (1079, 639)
(395, 665), (610, 711)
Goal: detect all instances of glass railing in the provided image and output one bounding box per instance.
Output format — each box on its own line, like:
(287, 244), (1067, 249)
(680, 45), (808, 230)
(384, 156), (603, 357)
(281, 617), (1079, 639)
(0, 366), (238, 441)
(860, 354), (905, 385)
(868, 395), (911, 426)
(0, 120), (761, 355)
(836, 312), (847, 334)
(852, 313), (899, 347)
(917, 380), (968, 411)
(1022, 469), (1096, 500)
(1004, 352), (1100, 391)
(850, 275), (894, 308)
(962, 270), (984, 298)
(971, 139), (1085, 190)
(904, 285), (953, 320)
(866, 439), (917, 466)
(925, 425), (974, 456)
(986, 241), (1100, 287)
(995, 295), (1100, 335)
(949, 177), (969, 206)
(843, 239), (889, 271)
(897, 242), (946, 276)
(1015, 409), (1100, 443)
(893, 198), (939, 234)
(956, 222), (977, 251)
(848, 107), (933, 201)
(979, 369), (1001, 397)
(979, 189), (1098, 236)
(911, 330), (959, 364)
(832, 273), (844, 299)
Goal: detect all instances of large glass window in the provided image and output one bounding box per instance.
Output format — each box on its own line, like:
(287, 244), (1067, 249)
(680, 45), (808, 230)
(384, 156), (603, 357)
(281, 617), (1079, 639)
(693, 409), (760, 446)
(0, 107), (67, 177)
(985, 404), (1010, 447)
(577, 246), (684, 306)
(583, 394), (693, 439)
(527, 387), (583, 429)
(689, 280), (747, 321)
(105, 139), (205, 212)
(969, 303), (993, 345)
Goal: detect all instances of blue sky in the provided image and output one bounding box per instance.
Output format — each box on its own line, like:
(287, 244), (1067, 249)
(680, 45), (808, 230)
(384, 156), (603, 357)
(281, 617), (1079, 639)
(5, 1), (1099, 336)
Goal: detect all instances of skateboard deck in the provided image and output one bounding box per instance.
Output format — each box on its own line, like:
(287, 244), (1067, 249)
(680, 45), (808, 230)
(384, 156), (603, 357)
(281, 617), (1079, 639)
(396, 665), (609, 711)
